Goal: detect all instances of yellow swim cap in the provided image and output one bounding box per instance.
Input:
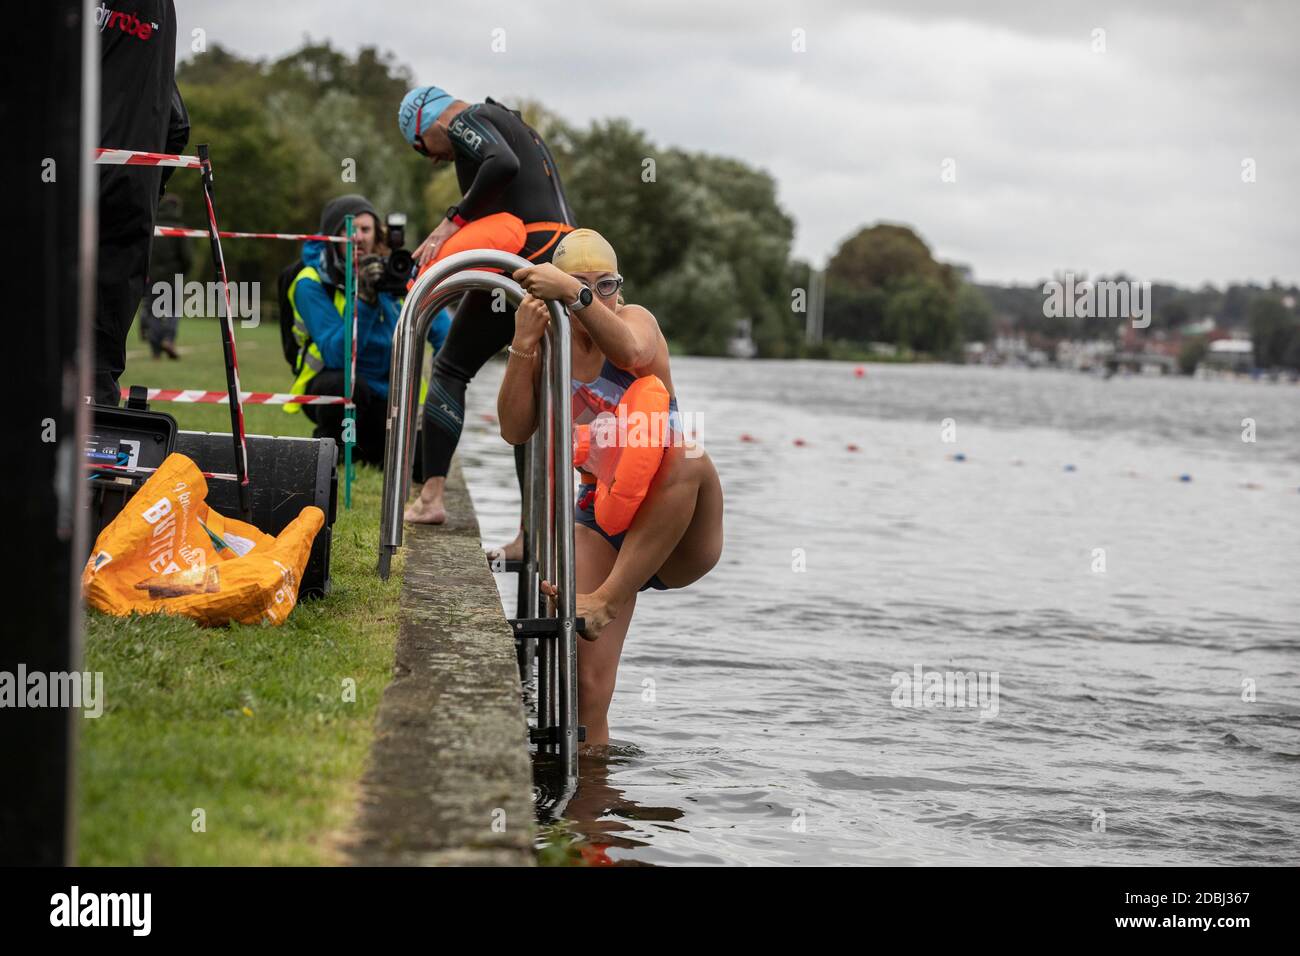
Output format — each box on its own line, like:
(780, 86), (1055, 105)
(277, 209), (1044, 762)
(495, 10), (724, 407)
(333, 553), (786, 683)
(553, 228), (618, 274)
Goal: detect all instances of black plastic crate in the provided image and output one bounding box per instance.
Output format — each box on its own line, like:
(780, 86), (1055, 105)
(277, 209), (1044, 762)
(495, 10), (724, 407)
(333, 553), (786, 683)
(173, 431), (338, 599)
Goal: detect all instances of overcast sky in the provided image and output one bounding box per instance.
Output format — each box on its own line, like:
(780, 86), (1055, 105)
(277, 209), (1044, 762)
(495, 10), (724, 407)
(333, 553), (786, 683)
(177, 0), (1298, 287)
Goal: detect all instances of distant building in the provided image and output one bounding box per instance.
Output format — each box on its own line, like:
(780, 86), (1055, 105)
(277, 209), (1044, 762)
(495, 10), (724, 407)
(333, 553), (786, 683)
(1202, 338), (1254, 372)
(726, 317), (757, 359)
(1056, 339), (1115, 371)
(1181, 316), (1216, 337)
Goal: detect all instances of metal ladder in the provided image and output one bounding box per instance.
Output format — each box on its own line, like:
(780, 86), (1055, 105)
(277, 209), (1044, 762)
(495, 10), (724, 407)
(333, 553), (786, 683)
(376, 249), (581, 794)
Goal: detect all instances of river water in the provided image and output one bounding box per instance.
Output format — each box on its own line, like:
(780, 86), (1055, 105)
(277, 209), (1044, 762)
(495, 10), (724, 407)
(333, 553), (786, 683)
(457, 359), (1300, 866)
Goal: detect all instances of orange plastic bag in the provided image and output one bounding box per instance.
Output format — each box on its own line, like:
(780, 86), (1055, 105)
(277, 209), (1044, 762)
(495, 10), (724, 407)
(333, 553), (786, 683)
(82, 453), (324, 626)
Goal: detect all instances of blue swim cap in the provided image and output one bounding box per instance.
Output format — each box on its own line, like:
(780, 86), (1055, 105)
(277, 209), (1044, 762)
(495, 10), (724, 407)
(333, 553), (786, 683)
(398, 86), (454, 146)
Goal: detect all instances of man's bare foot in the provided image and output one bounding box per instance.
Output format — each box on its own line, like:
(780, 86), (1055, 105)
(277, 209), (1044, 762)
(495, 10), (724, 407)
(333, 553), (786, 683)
(404, 498), (445, 524)
(404, 478), (446, 524)
(485, 529), (525, 567)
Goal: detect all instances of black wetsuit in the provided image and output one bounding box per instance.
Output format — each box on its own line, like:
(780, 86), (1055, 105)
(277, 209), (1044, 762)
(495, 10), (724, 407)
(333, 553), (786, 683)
(95, 0), (188, 405)
(422, 98), (574, 488)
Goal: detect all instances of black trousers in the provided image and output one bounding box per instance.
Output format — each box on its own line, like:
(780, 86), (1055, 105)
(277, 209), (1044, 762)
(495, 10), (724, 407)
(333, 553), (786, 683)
(141, 281), (180, 353)
(421, 290), (525, 492)
(420, 227), (567, 493)
(303, 370), (388, 467)
(95, 162), (162, 406)
(94, 237), (150, 405)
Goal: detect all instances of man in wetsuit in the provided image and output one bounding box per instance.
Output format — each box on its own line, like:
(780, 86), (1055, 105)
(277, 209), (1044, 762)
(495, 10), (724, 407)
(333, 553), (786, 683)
(95, 0), (189, 405)
(397, 85), (575, 539)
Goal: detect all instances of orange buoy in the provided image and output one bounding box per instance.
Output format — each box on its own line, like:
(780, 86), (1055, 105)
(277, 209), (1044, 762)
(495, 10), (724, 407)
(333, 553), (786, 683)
(410, 212), (528, 289)
(572, 375), (671, 535)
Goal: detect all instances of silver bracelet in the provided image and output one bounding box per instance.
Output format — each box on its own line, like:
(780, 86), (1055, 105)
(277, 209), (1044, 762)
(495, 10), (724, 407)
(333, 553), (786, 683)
(507, 344), (537, 360)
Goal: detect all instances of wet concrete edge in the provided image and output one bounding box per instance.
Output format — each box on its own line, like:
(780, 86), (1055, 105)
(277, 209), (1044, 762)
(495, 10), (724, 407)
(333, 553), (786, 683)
(344, 459), (535, 866)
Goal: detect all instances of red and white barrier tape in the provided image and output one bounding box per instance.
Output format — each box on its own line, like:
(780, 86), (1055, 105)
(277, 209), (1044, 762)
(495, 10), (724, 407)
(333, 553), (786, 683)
(94, 147), (203, 169)
(154, 226), (349, 244)
(119, 387), (349, 406)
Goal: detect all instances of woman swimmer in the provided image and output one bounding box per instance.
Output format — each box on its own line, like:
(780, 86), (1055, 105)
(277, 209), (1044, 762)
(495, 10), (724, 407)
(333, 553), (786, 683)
(498, 228), (724, 747)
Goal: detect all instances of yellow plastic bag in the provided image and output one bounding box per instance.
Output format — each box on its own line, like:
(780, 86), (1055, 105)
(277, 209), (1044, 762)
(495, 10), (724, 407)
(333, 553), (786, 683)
(82, 453), (324, 626)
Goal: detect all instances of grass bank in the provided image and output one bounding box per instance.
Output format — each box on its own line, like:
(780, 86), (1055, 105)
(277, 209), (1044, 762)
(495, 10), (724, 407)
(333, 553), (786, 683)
(78, 317), (401, 865)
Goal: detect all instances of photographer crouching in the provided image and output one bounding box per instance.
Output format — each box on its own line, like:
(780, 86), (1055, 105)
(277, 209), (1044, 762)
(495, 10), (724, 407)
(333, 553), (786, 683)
(280, 194), (450, 466)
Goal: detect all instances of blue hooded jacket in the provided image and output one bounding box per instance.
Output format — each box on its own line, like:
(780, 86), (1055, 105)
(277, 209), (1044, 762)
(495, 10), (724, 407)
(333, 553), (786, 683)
(295, 239), (451, 400)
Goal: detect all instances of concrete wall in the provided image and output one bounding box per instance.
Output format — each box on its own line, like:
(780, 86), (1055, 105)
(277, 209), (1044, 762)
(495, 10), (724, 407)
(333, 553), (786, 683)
(346, 461), (534, 865)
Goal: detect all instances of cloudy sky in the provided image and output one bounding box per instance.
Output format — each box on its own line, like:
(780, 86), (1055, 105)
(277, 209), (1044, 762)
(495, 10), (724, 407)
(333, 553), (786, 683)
(178, 0), (1298, 287)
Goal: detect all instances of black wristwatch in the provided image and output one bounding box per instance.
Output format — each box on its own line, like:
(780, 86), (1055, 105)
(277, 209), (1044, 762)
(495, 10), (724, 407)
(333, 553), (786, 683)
(445, 205), (466, 226)
(567, 285), (593, 311)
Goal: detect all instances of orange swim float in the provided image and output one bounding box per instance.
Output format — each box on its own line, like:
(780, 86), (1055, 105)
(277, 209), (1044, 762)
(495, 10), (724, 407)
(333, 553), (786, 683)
(572, 374), (671, 535)
(410, 212), (529, 288)
(432, 211), (527, 263)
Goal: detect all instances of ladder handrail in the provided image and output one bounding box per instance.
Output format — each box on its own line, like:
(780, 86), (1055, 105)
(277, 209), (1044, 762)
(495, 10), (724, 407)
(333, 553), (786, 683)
(376, 249), (580, 790)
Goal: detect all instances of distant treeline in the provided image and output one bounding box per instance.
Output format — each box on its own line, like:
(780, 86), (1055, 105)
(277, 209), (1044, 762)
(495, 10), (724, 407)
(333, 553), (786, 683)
(167, 42), (1300, 368)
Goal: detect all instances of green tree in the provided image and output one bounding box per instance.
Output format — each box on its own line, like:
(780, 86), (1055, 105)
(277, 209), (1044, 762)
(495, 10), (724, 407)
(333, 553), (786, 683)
(174, 42), (439, 305)
(955, 283), (994, 343)
(825, 223), (958, 352)
(1248, 296), (1298, 368)
(823, 279), (887, 343)
(1178, 336), (1208, 375)
(1157, 296), (1191, 330)
(884, 275), (959, 355)
(1283, 325), (1300, 371)
(558, 119), (796, 354)
(827, 223), (955, 295)
(167, 83), (323, 292)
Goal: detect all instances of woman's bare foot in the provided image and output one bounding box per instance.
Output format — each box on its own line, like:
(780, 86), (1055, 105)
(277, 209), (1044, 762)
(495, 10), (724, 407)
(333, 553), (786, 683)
(538, 580), (617, 642)
(485, 528), (525, 566)
(576, 592), (617, 641)
(404, 478), (446, 524)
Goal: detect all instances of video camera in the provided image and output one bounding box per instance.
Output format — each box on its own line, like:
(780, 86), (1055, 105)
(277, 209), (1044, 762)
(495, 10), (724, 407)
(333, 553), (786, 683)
(375, 212), (415, 295)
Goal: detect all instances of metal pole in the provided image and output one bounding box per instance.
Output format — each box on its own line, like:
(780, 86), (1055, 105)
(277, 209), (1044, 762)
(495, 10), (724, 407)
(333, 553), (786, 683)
(5, 0), (94, 865)
(806, 267), (825, 346)
(196, 143), (252, 521)
(816, 267), (826, 343)
(546, 306), (578, 780)
(342, 215), (355, 509)
(518, 428), (545, 688)
(536, 341), (557, 751)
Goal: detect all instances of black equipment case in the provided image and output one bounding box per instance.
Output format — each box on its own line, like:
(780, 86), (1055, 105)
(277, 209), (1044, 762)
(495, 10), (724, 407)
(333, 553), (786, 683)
(173, 431), (338, 599)
(85, 388), (178, 543)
